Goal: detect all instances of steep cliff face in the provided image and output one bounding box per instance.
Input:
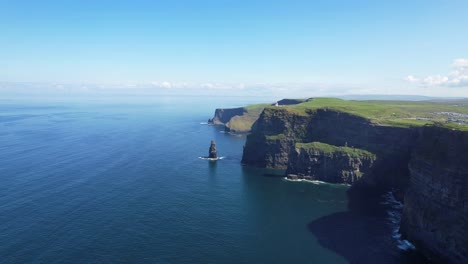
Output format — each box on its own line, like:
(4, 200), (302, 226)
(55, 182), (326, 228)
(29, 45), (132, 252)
(241, 108), (310, 168)
(242, 108), (415, 188)
(209, 105), (266, 133)
(241, 106), (468, 263)
(209, 107), (245, 125)
(401, 127), (468, 263)
(286, 142), (376, 184)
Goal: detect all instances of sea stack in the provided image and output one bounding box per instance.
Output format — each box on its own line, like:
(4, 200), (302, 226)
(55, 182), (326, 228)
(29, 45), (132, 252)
(208, 140), (218, 159)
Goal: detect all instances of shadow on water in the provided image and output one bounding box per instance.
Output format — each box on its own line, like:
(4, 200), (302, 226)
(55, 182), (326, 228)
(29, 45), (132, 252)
(307, 191), (430, 264)
(263, 173), (285, 178)
(207, 160), (218, 178)
(262, 168), (286, 178)
(208, 160), (217, 169)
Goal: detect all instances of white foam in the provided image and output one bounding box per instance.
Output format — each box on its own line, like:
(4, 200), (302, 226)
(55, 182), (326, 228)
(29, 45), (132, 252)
(199, 122), (209, 125)
(382, 191), (416, 251)
(283, 177), (326, 185)
(198, 156), (225, 161)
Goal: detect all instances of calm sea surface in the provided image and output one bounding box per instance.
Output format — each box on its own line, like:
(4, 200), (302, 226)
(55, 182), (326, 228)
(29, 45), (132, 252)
(0, 96), (425, 263)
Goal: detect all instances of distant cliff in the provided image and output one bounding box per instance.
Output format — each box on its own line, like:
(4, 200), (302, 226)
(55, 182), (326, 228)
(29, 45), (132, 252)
(209, 107), (244, 125)
(208, 105), (266, 133)
(208, 99), (309, 133)
(241, 99), (468, 263)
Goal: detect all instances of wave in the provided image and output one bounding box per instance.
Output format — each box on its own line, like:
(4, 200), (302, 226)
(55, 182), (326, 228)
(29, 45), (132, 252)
(282, 177), (351, 186)
(283, 177), (326, 185)
(198, 156), (225, 160)
(199, 122), (216, 126)
(381, 191), (416, 251)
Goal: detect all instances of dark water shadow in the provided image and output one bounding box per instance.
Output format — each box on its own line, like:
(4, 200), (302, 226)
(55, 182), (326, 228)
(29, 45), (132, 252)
(208, 160), (218, 169)
(263, 173), (284, 178)
(308, 191), (430, 264)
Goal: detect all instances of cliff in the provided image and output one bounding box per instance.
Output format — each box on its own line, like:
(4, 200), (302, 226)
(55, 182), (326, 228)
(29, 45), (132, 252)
(286, 142), (376, 184)
(240, 98), (468, 263)
(400, 127), (468, 263)
(208, 99), (309, 133)
(242, 107), (416, 188)
(208, 104), (267, 133)
(209, 107), (245, 125)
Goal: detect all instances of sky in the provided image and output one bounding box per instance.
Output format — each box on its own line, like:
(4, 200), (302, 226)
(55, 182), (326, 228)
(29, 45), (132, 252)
(1, 0), (468, 97)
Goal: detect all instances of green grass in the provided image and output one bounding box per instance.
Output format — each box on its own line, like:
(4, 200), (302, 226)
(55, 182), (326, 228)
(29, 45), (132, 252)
(226, 103), (269, 132)
(266, 98), (468, 130)
(296, 141), (376, 159)
(244, 103), (270, 111)
(265, 133), (286, 140)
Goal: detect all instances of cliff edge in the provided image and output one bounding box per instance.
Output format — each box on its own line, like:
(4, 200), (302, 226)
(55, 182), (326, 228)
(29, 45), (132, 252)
(208, 99), (309, 133)
(208, 104), (267, 133)
(240, 98), (468, 263)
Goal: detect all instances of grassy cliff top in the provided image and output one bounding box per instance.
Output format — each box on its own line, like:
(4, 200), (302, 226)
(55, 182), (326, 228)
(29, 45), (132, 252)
(243, 103), (270, 111)
(270, 98), (468, 130)
(225, 103), (269, 132)
(296, 141), (376, 159)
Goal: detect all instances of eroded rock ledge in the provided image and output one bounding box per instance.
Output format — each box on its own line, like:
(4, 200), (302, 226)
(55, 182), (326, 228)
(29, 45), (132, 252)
(286, 142), (376, 184)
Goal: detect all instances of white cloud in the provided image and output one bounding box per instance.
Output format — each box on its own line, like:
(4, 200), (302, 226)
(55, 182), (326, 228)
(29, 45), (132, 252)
(405, 58), (468, 87)
(422, 75), (449, 86)
(151, 81), (173, 88)
(201, 83), (215, 89)
(404, 75), (419, 82)
(453, 58), (468, 67)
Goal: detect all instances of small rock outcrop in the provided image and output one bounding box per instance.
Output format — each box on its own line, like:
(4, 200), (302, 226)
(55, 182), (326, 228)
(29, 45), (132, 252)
(208, 140), (218, 159)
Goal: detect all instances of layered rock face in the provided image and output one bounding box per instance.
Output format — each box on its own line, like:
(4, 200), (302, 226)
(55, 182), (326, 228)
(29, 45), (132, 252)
(242, 108), (416, 188)
(286, 143), (376, 184)
(241, 106), (468, 263)
(400, 127), (468, 263)
(241, 108), (309, 169)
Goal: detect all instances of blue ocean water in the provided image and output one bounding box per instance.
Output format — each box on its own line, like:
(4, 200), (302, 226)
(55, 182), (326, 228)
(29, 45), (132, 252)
(0, 96), (425, 263)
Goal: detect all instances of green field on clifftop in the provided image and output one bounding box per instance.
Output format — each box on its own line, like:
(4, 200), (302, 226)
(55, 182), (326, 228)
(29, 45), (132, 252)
(225, 103), (269, 132)
(295, 142), (376, 159)
(275, 98), (468, 130)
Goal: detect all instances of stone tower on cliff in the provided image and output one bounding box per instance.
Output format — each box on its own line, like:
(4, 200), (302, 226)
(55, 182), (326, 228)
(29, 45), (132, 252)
(208, 140), (218, 159)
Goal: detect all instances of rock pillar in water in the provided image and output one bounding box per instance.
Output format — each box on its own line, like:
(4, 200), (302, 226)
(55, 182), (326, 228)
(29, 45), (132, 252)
(208, 140), (218, 159)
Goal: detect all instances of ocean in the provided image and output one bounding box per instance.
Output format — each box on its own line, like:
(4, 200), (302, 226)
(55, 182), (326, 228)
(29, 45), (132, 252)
(0, 96), (426, 263)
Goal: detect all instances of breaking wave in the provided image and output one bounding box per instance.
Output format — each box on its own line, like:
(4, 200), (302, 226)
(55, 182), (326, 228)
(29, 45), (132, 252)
(198, 156), (225, 160)
(283, 177), (326, 185)
(381, 191), (416, 251)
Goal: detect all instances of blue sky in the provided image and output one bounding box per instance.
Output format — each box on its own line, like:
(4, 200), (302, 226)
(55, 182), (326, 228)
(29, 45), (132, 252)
(1, 0), (468, 97)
